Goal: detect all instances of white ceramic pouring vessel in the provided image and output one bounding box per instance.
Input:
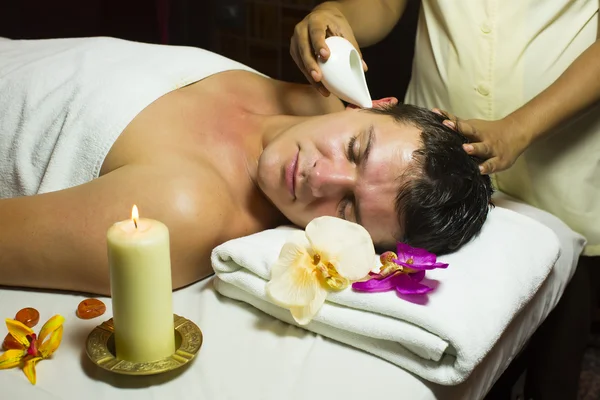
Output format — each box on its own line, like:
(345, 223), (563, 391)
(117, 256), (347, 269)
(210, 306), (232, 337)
(317, 36), (372, 108)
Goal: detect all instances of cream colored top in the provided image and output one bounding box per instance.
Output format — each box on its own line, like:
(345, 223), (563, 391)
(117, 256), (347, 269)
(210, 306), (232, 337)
(404, 0), (600, 256)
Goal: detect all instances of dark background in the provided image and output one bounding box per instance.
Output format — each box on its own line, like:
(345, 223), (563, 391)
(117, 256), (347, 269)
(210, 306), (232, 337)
(0, 0), (419, 101)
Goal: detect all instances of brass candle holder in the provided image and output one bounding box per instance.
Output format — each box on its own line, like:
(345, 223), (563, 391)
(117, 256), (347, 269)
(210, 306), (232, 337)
(85, 314), (203, 375)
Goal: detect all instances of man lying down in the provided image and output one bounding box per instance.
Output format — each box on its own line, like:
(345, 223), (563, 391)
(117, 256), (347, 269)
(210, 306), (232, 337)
(0, 37), (493, 295)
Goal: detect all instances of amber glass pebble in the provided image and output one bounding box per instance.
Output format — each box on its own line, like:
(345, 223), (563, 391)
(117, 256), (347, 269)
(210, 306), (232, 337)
(2, 333), (22, 351)
(2, 307), (40, 350)
(76, 298), (106, 319)
(15, 307), (40, 328)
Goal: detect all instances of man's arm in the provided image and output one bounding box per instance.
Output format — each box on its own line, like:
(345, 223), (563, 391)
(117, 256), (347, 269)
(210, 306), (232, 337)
(0, 165), (229, 295)
(317, 0), (408, 47)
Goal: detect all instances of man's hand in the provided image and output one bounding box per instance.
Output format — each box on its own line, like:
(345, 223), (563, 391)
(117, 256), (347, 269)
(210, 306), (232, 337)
(433, 109), (532, 175)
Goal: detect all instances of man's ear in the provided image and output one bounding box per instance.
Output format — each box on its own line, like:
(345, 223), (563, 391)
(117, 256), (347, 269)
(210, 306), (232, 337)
(345, 97), (398, 110)
(372, 97), (398, 109)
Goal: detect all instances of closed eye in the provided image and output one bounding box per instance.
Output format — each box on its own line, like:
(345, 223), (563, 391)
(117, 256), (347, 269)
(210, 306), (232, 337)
(346, 135), (357, 162)
(337, 195), (355, 221)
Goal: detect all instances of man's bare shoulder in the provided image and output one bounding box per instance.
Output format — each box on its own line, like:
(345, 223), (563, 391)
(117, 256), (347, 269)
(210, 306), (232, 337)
(154, 160), (278, 243)
(112, 163), (244, 288)
(190, 69), (344, 116)
(154, 161), (238, 230)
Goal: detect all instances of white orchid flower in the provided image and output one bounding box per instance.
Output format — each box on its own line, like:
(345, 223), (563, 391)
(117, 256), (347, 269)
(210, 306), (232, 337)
(265, 216), (375, 325)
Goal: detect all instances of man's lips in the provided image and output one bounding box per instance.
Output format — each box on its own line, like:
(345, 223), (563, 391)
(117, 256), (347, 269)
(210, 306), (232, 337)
(286, 150), (299, 199)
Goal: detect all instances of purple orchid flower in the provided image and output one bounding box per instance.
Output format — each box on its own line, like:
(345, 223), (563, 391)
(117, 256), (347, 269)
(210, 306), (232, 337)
(352, 243), (448, 295)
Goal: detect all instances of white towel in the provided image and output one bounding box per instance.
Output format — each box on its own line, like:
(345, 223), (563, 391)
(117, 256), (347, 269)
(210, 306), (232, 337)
(211, 206), (561, 385)
(0, 37), (258, 198)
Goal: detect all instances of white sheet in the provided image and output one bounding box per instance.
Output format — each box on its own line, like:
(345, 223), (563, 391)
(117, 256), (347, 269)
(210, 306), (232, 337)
(0, 193), (584, 400)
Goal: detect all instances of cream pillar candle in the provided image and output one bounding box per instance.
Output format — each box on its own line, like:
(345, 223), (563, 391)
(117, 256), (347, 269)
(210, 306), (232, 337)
(107, 205), (175, 363)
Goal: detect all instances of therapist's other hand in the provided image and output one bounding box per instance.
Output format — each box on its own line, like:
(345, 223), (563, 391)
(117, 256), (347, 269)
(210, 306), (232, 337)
(432, 109), (530, 175)
(291, 8), (366, 97)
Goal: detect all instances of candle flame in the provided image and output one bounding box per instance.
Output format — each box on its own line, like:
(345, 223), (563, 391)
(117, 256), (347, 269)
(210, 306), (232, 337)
(131, 205), (139, 229)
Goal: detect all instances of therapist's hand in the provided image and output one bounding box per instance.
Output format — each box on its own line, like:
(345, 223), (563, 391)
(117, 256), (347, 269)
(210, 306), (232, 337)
(432, 109), (531, 175)
(291, 8), (366, 97)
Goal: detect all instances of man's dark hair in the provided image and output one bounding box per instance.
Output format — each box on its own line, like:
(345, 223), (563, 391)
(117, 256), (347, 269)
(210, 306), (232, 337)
(366, 104), (494, 255)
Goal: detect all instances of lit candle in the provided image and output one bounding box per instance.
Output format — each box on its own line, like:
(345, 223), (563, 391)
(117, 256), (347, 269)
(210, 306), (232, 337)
(106, 205), (175, 363)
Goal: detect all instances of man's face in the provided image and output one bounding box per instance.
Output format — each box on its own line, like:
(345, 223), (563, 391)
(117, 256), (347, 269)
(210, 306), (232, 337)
(257, 108), (422, 246)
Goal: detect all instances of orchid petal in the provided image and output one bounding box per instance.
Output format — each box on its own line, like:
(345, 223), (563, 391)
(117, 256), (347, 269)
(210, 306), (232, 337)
(266, 241), (320, 308)
(38, 325), (63, 359)
(306, 217), (375, 280)
(290, 285), (328, 325)
(396, 243), (436, 265)
(409, 270), (426, 282)
(394, 260), (426, 270)
(394, 274), (434, 295)
(5, 319), (34, 348)
(395, 260), (448, 270)
(0, 349), (26, 369)
(22, 356), (42, 385)
(36, 315), (65, 351)
(352, 272), (399, 292)
(269, 231), (309, 280)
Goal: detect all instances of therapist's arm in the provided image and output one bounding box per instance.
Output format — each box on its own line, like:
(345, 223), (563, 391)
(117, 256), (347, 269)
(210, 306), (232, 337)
(507, 38), (600, 147)
(452, 38), (600, 174)
(291, 0), (408, 94)
(316, 0), (408, 47)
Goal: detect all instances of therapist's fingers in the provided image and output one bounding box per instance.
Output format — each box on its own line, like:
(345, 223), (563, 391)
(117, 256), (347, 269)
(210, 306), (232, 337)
(292, 21), (330, 96)
(453, 119), (480, 142)
(435, 113), (483, 146)
(432, 108), (457, 123)
(290, 35), (330, 96)
(307, 25), (332, 97)
(462, 141), (492, 159)
(433, 108), (464, 134)
(478, 158), (498, 175)
(295, 17), (326, 81)
(464, 142), (499, 175)
(432, 108), (444, 116)
(308, 19), (331, 63)
(290, 39), (312, 83)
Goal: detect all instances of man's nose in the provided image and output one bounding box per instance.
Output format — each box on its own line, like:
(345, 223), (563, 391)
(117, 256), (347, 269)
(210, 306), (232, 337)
(309, 160), (356, 198)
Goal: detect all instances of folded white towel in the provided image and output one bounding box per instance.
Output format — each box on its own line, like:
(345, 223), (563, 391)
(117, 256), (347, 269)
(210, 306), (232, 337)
(211, 206), (560, 385)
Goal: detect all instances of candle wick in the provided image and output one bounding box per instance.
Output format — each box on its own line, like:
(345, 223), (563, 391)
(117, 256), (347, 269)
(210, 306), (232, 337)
(134, 219), (138, 229)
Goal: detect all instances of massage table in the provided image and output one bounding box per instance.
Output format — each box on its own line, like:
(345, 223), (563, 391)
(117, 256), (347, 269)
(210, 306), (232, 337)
(0, 193), (585, 400)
